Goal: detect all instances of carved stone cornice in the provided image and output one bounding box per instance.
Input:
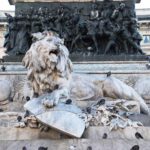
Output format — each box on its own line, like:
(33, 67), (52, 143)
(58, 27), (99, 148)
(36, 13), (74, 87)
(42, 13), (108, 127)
(8, 0), (141, 5)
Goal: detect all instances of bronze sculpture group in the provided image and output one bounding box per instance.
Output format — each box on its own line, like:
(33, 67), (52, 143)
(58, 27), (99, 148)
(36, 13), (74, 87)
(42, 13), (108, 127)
(4, 2), (144, 55)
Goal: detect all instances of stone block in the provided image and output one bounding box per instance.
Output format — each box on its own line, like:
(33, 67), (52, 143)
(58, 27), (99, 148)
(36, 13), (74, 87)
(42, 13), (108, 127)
(83, 126), (150, 140)
(0, 80), (12, 101)
(0, 139), (149, 150)
(0, 127), (69, 140)
(37, 111), (85, 138)
(24, 98), (85, 138)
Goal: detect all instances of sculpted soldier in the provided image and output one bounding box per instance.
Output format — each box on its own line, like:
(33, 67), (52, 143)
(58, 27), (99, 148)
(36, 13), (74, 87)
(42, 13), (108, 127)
(86, 19), (99, 53)
(101, 3), (115, 20)
(53, 6), (65, 37)
(13, 12), (31, 55)
(90, 4), (99, 20)
(98, 20), (105, 36)
(129, 18), (143, 54)
(4, 13), (18, 53)
(71, 20), (87, 52)
(31, 9), (42, 33)
(119, 22), (144, 54)
(104, 22), (120, 54)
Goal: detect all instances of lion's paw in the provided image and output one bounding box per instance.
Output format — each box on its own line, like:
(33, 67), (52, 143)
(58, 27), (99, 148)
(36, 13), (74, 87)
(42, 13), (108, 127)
(42, 98), (55, 108)
(42, 93), (59, 108)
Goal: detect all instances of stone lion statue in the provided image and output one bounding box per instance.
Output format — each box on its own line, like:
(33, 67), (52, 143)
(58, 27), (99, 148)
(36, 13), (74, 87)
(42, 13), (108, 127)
(22, 31), (149, 115)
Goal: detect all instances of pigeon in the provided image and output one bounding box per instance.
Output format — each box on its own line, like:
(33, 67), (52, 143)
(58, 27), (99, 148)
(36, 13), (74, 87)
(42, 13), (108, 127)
(135, 132), (143, 139)
(1, 66), (6, 72)
(102, 133), (108, 139)
(97, 99), (105, 106)
(26, 96), (30, 101)
(38, 147), (48, 150)
(106, 71), (111, 77)
(65, 99), (72, 104)
(22, 146), (27, 150)
(86, 107), (91, 114)
(130, 145), (139, 150)
(17, 116), (22, 122)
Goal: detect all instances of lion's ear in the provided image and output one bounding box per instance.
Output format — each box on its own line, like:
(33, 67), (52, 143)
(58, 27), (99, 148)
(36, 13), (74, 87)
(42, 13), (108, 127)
(22, 52), (30, 68)
(67, 59), (73, 73)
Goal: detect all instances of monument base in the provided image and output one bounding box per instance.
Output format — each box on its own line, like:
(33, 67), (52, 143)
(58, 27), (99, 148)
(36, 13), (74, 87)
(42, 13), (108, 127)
(70, 54), (148, 61)
(0, 126), (150, 150)
(3, 54), (148, 62)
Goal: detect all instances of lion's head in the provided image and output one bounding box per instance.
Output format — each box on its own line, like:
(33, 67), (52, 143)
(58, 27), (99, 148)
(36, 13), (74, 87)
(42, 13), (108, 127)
(22, 31), (72, 95)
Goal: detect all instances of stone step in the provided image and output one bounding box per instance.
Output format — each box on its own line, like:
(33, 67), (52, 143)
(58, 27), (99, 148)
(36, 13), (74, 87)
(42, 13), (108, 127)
(0, 139), (149, 150)
(83, 126), (150, 140)
(0, 61), (149, 73)
(0, 127), (69, 140)
(1, 126), (150, 141)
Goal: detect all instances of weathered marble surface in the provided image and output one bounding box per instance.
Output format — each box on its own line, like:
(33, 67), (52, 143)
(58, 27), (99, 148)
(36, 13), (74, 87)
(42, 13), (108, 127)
(20, 32), (150, 114)
(129, 114), (150, 126)
(24, 98), (82, 115)
(0, 139), (150, 150)
(37, 111), (85, 138)
(1, 72), (150, 111)
(0, 80), (12, 101)
(1, 125), (150, 140)
(0, 62), (150, 112)
(24, 98), (85, 138)
(83, 126), (150, 140)
(0, 127), (69, 140)
(134, 78), (150, 100)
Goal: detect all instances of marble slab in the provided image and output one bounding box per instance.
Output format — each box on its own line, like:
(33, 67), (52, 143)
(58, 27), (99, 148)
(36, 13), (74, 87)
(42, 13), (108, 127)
(24, 97), (85, 138)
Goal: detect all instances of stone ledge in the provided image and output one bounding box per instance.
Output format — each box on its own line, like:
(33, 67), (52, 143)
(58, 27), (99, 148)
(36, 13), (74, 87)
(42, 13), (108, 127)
(4, 55), (148, 62)
(83, 126), (150, 140)
(9, 0), (141, 5)
(1, 61), (148, 65)
(0, 61), (150, 74)
(0, 139), (149, 150)
(1, 71), (150, 75)
(0, 127), (69, 140)
(0, 126), (150, 140)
